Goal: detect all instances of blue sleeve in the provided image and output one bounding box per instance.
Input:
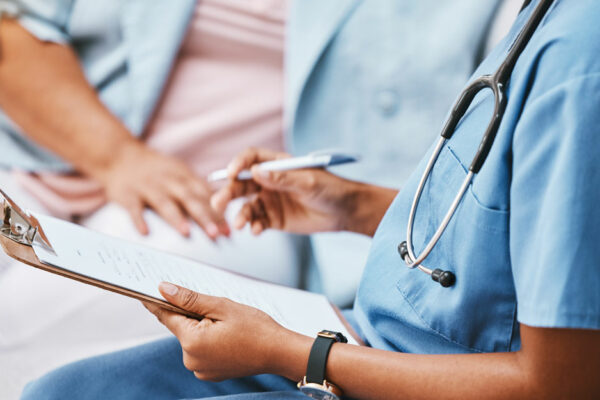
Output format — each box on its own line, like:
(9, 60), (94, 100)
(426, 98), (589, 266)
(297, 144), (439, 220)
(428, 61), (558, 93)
(510, 73), (600, 330)
(12, 0), (75, 44)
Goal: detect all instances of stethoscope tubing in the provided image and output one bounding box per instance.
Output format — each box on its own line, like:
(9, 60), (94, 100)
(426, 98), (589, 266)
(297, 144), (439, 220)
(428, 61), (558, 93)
(404, 143), (474, 270)
(401, 0), (555, 287)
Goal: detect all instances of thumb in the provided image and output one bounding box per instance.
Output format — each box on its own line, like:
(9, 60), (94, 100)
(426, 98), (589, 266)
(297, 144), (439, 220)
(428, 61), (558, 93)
(159, 282), (224, 319)
(251, 166), (317, 194)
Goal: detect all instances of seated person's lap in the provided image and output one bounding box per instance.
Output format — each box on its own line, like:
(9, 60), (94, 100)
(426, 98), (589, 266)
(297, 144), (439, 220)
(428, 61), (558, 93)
(20, 337), (301, 400)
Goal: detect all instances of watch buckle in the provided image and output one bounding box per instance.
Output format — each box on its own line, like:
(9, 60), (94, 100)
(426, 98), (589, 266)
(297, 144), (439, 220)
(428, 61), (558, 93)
(297, 377), (343, 397)
(317, 331), (339, 340)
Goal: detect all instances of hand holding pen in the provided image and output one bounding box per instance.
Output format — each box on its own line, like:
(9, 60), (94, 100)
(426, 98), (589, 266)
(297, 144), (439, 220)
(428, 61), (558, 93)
(210, 148), (396, 237)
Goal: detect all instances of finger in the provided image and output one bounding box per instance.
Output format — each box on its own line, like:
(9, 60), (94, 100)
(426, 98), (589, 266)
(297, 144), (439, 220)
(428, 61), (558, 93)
(234, 196), (275, 234)
(168, 183), (228, 239)
(210, 180), (261, 215)
(188, 201), (226, 239)
(233, 202), (254, 230)
(251, 167), (321, 195)
(256, 191), (284, 230)
(250, 196), (271, 235)
(188, 177), (231, 236)
(143, 191), (190, 237)
(144, 301), (193, 338)
(142, 301), (155, 313)
(123, 197), (149, 235)
(159, 282), (225, 319)
(226, 147), (290, 180)
(251, 220), (264, 235)
(185, 198), (225, 239)
(183, 353), (202, 373)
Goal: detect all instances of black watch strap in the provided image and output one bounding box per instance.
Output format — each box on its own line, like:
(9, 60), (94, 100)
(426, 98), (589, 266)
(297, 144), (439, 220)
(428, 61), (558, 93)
(306, 330), (348, 384)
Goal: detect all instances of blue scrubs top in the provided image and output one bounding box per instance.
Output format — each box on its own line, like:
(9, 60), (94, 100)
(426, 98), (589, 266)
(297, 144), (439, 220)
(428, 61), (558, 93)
(351, 0), (600, 354)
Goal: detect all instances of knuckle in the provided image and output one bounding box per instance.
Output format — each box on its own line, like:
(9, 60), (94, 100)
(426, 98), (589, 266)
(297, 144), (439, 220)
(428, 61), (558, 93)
(179, 335), (194, 353)
(182, 355), (196, 372)
(220, 297), (235, 309)
(188, 203), (210, 221)
(237, 148), (253, 163)
(144, 190), (165, 205)
(152, 310), (164, 324)
(193, 184), (211, 198)
(170, 182), (188, 197)
(180, 290), (199, 310)
(304, 173), (318, 191)
(271, 172), (284, 185)
(246, 146), (258, 156)
(220, 297), (231, 305)
(162, 201), (181, 215)
(193, 371), (210, 381)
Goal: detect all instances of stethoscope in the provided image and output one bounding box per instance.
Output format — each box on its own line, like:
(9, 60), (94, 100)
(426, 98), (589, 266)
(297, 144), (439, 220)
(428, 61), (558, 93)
(398, 0), (554, 288)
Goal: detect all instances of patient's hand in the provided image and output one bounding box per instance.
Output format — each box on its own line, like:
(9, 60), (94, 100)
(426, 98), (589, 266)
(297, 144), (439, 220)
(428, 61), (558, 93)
(99, 143), (229, 239)
(144, 282), (310, 382)
(0, 20), (228, 239)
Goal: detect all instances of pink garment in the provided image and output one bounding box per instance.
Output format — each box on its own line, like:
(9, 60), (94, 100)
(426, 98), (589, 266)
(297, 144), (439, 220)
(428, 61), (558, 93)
(15, 0), (287, 218)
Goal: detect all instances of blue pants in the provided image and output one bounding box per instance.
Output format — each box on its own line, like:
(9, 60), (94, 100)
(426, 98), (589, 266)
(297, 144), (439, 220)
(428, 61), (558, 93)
(20, 337), (309, 400)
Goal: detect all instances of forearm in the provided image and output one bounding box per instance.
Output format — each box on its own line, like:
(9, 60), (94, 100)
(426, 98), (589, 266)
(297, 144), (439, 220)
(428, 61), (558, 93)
(271, 326), (600, 400)
(270, 331), (524, 400)
(324, 345), (527, 400)
(0, 19), (139, 179)
(343, 181), (398, 237)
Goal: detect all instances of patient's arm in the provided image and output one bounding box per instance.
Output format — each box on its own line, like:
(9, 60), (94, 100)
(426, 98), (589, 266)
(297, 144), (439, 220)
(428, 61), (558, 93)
(211, 147), (397, 237)
(0, 20), (228, 238)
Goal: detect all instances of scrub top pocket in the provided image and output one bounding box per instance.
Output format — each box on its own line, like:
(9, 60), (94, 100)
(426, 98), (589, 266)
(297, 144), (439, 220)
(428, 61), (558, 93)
(395, 145), (517, 353)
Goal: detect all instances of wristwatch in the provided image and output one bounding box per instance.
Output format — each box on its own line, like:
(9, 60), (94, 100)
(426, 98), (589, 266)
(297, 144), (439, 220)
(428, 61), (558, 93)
(298, 330), (348, 400)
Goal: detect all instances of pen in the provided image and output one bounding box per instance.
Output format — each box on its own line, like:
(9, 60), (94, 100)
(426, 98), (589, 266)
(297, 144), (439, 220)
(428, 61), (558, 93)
(207, 152), (359, 182)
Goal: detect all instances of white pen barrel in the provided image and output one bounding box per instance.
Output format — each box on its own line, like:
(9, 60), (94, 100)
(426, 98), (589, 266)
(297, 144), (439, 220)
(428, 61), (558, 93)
(207, 153), (357, 182)
(257, 155), (331, 172)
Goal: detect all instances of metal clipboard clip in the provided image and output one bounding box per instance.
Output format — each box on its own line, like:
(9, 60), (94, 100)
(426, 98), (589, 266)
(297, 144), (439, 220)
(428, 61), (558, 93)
(0, 188), (54, 253)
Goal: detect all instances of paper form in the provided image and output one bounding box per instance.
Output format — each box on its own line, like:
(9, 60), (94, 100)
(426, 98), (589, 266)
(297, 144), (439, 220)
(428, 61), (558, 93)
(31, 214), (357, 345)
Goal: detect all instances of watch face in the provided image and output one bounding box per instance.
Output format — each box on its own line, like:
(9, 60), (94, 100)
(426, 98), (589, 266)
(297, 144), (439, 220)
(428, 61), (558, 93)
(299, 385), (341, 400)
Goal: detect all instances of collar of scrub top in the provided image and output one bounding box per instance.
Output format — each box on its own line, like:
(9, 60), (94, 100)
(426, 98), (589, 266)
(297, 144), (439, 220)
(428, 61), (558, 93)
(398, 0), (555, 288)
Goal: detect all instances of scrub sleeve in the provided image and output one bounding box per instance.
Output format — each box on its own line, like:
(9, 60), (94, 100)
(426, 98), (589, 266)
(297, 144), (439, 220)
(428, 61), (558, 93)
(510, 73), (600, 329)
(6, 1), (72, 44)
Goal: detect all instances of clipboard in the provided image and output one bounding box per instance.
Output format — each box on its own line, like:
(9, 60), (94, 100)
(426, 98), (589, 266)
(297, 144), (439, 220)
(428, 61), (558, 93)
(0, 188), (205, 320)
(0, 188), (363, 344)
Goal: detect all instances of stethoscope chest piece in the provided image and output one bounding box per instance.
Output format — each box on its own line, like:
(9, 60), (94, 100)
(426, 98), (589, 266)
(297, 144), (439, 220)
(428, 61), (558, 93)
(398, 241), (456, 288)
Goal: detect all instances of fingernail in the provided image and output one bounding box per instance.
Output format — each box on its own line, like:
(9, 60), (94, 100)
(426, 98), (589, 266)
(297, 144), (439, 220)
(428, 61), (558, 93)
(207, 223), (219, 237)
(180, 221), (190, 235)
(234, 215), (245, 229)
(220, 223), (231, 236)
(159, 282), (179, 296)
